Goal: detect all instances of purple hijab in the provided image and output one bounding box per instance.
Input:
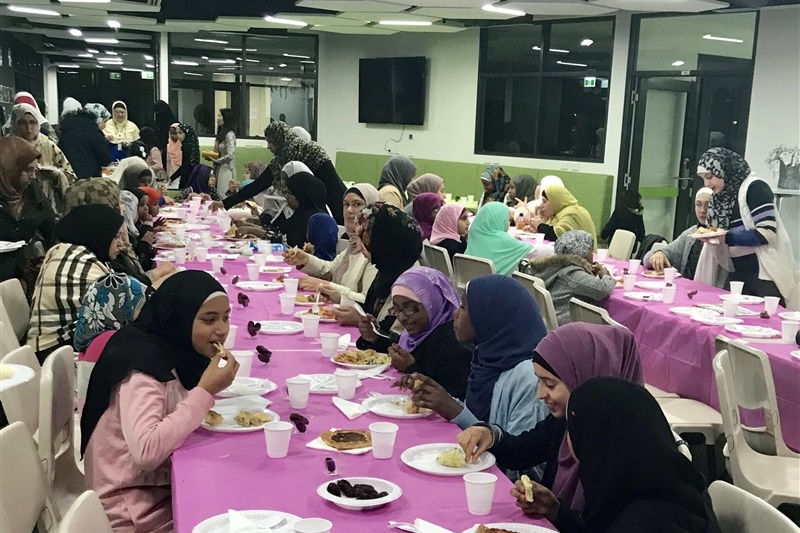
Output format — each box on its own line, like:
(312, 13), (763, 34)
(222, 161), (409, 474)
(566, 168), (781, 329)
(412, 192), (445, 241)
(186, 164), (214, 195)
(391, 266), (460, 352)
(533, 323), (644, 514)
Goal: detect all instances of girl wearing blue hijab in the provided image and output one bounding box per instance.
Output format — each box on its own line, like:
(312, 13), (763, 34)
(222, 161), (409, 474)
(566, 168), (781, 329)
(307, 213), (338, 261)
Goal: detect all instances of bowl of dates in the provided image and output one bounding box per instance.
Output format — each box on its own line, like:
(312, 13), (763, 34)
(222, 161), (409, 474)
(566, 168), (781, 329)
(317, 477), (401, 511)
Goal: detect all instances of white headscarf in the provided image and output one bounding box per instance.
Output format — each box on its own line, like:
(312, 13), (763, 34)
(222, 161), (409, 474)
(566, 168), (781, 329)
(282, 161), (312, 178)
(695, 187), (713, 200)
(61, 97), (83, 118)
(290, 126), (312, 143)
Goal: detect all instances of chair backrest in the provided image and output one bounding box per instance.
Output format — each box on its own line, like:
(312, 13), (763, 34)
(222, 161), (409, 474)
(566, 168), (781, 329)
(423, 242), (455, 280)
(0, 345), (42, 436)
(0, 319), (21, 357)
(59, 491), (113, 533)
(569, 297), (610, 325)
(39, 346), (80, 486)
(607, 229), (637, 260)
(452, 253), (495, 288)
(708, 480), (800, 533)
(512, 272), (558, 332)
(0, 422), (57, 533)
(714, 335), (792, 457)
(0, 278), (29, 340)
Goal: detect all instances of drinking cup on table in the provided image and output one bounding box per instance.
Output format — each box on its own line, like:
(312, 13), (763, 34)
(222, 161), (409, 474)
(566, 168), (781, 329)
(253, 254), (267, 267)
(723, 300), (739, 318)
(286, 376), (312, 409)
(173, 248), (187, 265)
(201, 235), (212, 248)
(782, 321), (799, 342)
(302, 313), (320, 337)
(628, 259), (641, 275)
(217, 214), (231, 233)
(264, 421), (293, 458)
(279, 293), (295, 314)
(466, 194), (475, 203)
(320, 333), (340, 357)
(335, 369), (359, 400)
(284, 277), (299, 296)
(729, 281), (744, 297)
(596, 248), (609, 262)
(257, 239), (270, 254)
(463, 472), (498, 516)
(195, 247), (208, 262)
(294, 518), (333, 533)
(369, 421), (399, 459)
(190, 196), (202, 210)
(173, 224), (186, 242)
(186, 211), (197, 224)
(236, 351), (253, 377)
(211, 256), (224, 272)
(623, 274), (636, 291)
(662, 285), (677, 305)
(445, 193), (453, 201)
(199, 203), (209, 217)
(223, 325), (237, 350)
(533, 233), (545, 245)
(664, 267), (677, 284)
(764, 296), (780, 315)
(187, 239), (197, 255)
(246, 262), (260, 281)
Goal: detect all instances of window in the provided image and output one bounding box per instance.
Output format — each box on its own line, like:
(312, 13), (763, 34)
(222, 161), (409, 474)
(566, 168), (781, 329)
(476, 19), (614, 161)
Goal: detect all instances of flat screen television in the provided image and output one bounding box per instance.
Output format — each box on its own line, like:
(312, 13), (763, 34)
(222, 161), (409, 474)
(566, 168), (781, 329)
(358, 56), (426, 126)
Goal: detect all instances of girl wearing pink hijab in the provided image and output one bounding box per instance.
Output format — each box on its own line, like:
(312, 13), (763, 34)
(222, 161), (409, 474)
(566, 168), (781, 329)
(430, 202), (470, 258)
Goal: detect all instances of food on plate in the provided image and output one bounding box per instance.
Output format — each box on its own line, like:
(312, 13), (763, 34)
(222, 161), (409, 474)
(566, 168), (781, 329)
(404, 399), (420, 414)
(760, 311), (770, 319)
(244, 200), (262, 216)
(476, 526), (521, 533)
(520, 474), (534, 502)
(290, 412), (309, 433)
(156, 241), (185, 249)
(276, 275), (287, 283)
(295, 293), (316, 303)
(303, 242), (315, 255)
(224, 222), (237, 238)
(436, 447), (467, 468)
(334, 349), (390, 366)
(320, 429), (372, 450)
(234, 410), (273, 427)
(302, 307), (336, 320)
(326, 479), (388, 500)
(642, 270), (663, 278)
(695, 226), (720, 235)
(204, 410), (223, 427)
(687, 290), (698, 300)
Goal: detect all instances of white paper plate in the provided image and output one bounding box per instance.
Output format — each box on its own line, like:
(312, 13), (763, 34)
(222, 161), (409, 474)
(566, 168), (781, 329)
(294, 296), (321, 306)
(691, 315), (743, 326)
(159, 212), (185, 220)
(153, 242), (185, 250)
(779, 312), (800, 321)
(330, 355), (390, 370)
(623, 291), (663, 302)
(695, 303), (759, 317)
(790, 350), (800, 360)
(300, 373), (363, 394)
(400, 443), (496, 476)
(462, 524), (557, 533)
(260, 266), (292, 274)
(724, 324), (780, 338)
(236, 281), (283, 292)
(207, 253), (239, 259)
(294, 309), (336, 323)
(720, 294), (764, 305)
(641, 270), (682, 279)
(317, 477), (402, 511)
(635, 280), (671, 290)
(201, 407), (280, 433)
(217, 377), (277, 398)
(362, 395), (433, 419)
(256, 321), (303, 335)
(225, 208), (252, 220)
(669, 307), (719, 317)
(192, 510), (301, 533)
(690, 229), (727, 239)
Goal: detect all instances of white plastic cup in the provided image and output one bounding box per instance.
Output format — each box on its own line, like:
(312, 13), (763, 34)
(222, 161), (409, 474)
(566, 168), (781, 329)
(190, 196), (202, 210)
(781, 320), (799, 342)
(211, 256), (224, 272)
(187, 239), (197, 255)
(264, 421), (293, 458)
(662, 285), (677, 305)
(186, 211), (197, 224)
(253, 254), (267, 267)
(445, 193), (453, 201)
(628, 259), (641, 275)
(729, 281), (744, 297)
(173, 224), (186, 242)
(236, 351), (253, 377)
(723, 300), (739, 318)
(320, 333), (340, 357)
(224, 325), (237, 349)
(279, 293), (295, 315)
(284, 277), (299, 296)
(466, 194), (475, 203)
(664, 267), (677, 284)
(533, 233), (545, 245)
(293, 518), (333, 533)
(334, 369), (359, 400)
(369, 421), (399, 459)
(217, 214), (231, 232)
(195, 247), (208, 262)
(173, 248), (187, 265)
(596, 248), (609, 262)
(764, 296), (780, 315)
(201, 235), (212, 249)
(302, 313), (320, 337)
(286, 376), (311, 409)
(623, 274), (636, 291)
(247, 262), (260, 281)
(257, 239), (270, 254)
(464, 472), (498, 516)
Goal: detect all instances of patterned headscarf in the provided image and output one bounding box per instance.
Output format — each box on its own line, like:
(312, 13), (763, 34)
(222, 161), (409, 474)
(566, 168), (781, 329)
(555, 230), (595, 259)
(74, 273), (146, 351)
(84, 103), (111, 125)
(65, 177), (120, 214)
(696, 147), (751, 229)
(265, 121), (329, 171)
(120, 190), (140, 236)
(178, 122), (200, 168)
(480, 165), (510, 202)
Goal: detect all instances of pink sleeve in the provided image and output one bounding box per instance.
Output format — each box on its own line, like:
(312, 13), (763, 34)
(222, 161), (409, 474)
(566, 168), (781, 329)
(119, 372), (214, 472)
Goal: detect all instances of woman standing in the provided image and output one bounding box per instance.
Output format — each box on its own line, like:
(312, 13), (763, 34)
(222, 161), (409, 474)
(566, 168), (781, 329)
(378, 154), (417, 208)
(465, 202), (533, 275)
(600, 189), (645, 246)
(152, 100), (177, 158)
(696, 147), (798, 307)
(430, 203), (470, 259)
(167, 123), (199, 189)
(59, 98), (112, 179)
(206, 108), (236, 199)
(103, 101), (140, 145)
(412, 192), (445, 241)
(528, 184), (597, 249)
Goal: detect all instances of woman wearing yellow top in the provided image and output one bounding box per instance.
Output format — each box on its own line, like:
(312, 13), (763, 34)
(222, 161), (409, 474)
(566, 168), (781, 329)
(103, 101), (140, 144)
(529, 184), (597, 250)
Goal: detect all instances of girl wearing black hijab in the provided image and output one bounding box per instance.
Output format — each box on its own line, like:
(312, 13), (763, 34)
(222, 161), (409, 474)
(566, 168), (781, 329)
(81, 271), (239, 532)
(525, 377), (721, 533)
(28, 204), (125, 361)
(152, 100), (177, 158)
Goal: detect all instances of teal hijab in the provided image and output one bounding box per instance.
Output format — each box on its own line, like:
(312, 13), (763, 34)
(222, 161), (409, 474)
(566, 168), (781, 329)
(465, 202), (533, 275)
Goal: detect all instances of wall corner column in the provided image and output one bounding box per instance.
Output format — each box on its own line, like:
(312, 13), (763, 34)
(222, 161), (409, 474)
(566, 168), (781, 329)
(158, 31), (169, 103)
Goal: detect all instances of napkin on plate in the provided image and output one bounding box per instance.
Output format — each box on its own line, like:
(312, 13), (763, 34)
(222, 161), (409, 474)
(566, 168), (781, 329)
(414, 519), (455, 533)
(337, 334), (352, 349)
(228, 509), (283, 533)
(306, 428), (372, 455)
(214, 395), (271, 411)
(332, 396), (366, 420)
(356, 364), (390, 379)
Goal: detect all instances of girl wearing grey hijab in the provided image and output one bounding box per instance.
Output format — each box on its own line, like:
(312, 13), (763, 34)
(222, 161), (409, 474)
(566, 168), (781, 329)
(378, 154), (416, 207)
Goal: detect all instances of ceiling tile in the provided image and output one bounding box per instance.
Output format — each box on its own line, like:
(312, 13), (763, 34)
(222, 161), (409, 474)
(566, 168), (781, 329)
(410, 7), (518, 19)
(275, 13), (369, 26)
(499, 0), (618, 16)
(590, 0), (728, 12)
(295, 0), (409, 13)
(382, 23), (467, 32)
(336, 11), (441, 23)
(310, 25), (399, 35)
(401, 0), (489, 5)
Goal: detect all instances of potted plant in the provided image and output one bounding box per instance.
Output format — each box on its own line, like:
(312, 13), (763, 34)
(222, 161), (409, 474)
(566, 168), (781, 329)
(766, 145), (800, 190)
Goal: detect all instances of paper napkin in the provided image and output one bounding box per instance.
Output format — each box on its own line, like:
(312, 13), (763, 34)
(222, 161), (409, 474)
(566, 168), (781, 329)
(332, 397), (366, 420)
(414, 518), (455, 533)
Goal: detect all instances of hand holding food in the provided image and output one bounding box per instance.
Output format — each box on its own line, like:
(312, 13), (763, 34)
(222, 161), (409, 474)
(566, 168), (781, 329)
(511, 479), (560, 520)
(197, 350), (239, 396)
(401, 372), (462, 421)
(356, 313), (379, 343)
(457, 426), (494, 464)
(649, 250), (671, 271)
(282, 246), (308, 266)
(388, 343), (415, 372)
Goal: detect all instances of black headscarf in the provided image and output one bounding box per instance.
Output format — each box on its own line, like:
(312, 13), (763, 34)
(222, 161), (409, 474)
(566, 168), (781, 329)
(360, 203), (422, 315)
(279, 171), (328, 247)
(568, 377), (719, 532)
(80, 271), (226, 454)
(152, 100), (176, 153)
(56, 204), (124, 262)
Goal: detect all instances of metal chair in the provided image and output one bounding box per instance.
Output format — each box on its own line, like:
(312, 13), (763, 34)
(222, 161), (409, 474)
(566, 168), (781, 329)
(511, 272), (558, 332)
(607, 229), (637, 260)
(452, 253), (495, 289)
(423, 242), (455, 281)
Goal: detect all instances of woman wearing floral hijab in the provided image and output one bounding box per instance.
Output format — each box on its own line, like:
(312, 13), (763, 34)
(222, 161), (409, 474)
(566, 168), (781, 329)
(166, 123), (199, 189)
(696, 147), (797, 307)
(478, 165), (510, 208)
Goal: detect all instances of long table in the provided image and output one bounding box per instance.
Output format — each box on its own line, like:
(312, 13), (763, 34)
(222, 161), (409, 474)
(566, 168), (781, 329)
(599, 259), (800, 450)
(164, 211), (554, 533)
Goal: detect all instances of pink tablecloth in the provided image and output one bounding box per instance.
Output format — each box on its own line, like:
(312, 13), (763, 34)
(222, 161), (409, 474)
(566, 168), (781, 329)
(600, 259), (800, 450)
(165, 215), (554, 533)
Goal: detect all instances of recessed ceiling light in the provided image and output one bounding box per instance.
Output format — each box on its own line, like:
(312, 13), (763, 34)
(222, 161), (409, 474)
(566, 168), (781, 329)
(280, 77), (292, 82)
(68, 28), (82, 37)
(236, 57), (242, 61)
(378, 20), (433, 26)
(264, 16), (307, 27)
(86, 38), (119, 44)
(172, 60), (199, 66)
(580, 38), (593, 46)
(532, 46), (569, 53)
(557, 60), (588, 67)
(672, 60), (685, 67)
(58, 64), (80, 68)
(279, 63), (287, 67)
(144, 54), (153, 60)
(218, 66), (236, 70)
(87, 48), (99, 54)
(78, 53), (93, 58)
(201, 56), (209, 60)
(301, 60), (315, 64)
(105, 51), (117, 55)
(184, 72), (203, 77)
(195, 38), (228, 44)
(8, 5), (61, 16)
(224, 48), (256, 52)
(283, 53), (310, 59)
(268, 67), (274, 70)
(97, 57), (122, 63)
(208, 59), (235, 64)
(59, 0), (111, 3)
(703, 34), (743, 43)
(145, 63), (155, 68)
(107, 20), (121, 29)
(122, 67), (142, 72)
(481, 4), (525, 17)
(245, 59), (260, 63)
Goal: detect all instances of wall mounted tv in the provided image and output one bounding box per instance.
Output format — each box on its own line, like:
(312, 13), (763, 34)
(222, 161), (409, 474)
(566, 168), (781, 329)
(358, 56), (427, 126)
